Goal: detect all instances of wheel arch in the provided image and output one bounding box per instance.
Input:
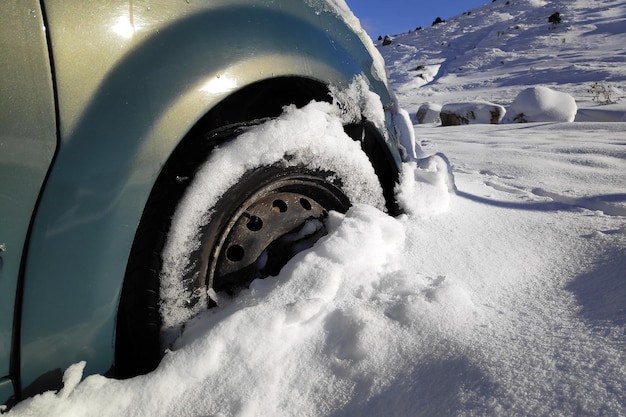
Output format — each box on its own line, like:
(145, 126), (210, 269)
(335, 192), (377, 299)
(115, 73), (400, 376)
(18, 1), (401, 395)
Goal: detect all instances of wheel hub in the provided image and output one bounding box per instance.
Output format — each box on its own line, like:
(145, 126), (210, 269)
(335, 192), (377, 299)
(210, 190), (329, 293)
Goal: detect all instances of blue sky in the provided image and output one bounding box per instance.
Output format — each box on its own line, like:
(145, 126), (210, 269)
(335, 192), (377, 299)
(345, 0), (490, 37)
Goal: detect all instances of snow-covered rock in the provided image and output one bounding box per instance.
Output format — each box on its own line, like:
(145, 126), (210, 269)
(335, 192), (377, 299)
(440, 101), (506, 125)
(505, 86), (577, 123)
(415, 102), (442, 124)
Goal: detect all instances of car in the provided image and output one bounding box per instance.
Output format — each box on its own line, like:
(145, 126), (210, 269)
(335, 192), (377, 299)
(0, 0), (414, 407)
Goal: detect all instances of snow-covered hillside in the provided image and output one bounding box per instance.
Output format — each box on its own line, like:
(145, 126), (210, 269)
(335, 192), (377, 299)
(382, 0), (626, 119)
(5, 0), (626, 416)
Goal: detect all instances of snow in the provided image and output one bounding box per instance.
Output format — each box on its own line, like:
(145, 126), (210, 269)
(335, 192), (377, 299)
(506, 86), (577, 122)
(380, 0), (626, 117)
(396, 154), (456, 216)
(6, 0), (626, 416)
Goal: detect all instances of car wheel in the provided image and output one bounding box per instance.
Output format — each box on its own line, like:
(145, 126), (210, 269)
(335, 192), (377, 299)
(116, 107), (386, 376)
(183, 165), (351, 299)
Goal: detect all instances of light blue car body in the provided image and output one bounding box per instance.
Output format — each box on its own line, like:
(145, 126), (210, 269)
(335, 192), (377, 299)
(0, 0), (407, 405)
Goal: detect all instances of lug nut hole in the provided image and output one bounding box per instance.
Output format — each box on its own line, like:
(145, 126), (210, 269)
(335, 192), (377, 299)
(272, 199), (288, 213)
(299, 198), (312, 210)
(247, 215), (263, 231)
(226, 245), (245, 262)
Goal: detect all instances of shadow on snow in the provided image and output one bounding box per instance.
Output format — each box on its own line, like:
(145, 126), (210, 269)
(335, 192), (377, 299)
(566, 247), (626, 333)
(456, 190), (626, 216)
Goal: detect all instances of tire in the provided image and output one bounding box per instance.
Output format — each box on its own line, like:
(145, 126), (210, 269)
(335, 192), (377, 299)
(181, 165), (351, 297)
(116, 103), (386, 376)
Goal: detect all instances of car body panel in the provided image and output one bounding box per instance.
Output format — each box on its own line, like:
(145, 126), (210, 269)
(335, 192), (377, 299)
(15, 0), (404, 395)
(0, 378), (13, 408)
(0, 0), (57, 399)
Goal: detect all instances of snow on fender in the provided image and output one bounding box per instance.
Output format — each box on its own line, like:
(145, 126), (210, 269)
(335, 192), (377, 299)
(506, 86), (577, 123)
(392, 107), (419, 161)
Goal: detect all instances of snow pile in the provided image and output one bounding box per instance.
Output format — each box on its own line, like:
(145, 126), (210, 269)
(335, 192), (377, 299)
(505, 86), (577, 123)
(396, 154), (456, 216)
(8, 201), (459, 417)
(440, 101), (506, 125)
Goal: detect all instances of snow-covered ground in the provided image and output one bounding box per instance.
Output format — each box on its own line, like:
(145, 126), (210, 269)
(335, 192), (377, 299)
(382, 0), (626, 120)
(6, 0), (626, 416)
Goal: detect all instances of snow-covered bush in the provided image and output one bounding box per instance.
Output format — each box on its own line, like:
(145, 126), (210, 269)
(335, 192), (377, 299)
(505, 86), (577, 123)
(415, 102), (442, 124)
(440, 101), (506, 125)
(588, 82), (620, 104)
